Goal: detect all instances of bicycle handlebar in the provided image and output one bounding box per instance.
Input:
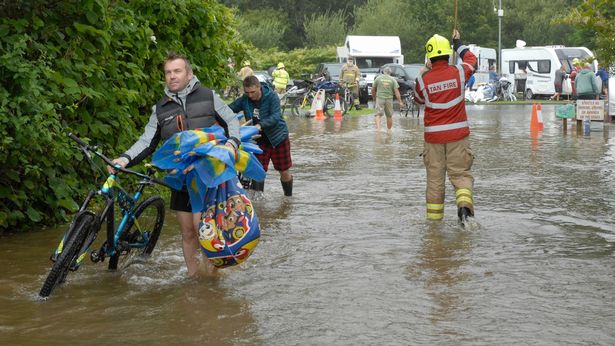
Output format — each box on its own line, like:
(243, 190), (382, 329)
(68, 133), (170, 188)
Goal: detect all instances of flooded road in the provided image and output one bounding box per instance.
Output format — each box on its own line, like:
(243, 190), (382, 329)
(2, 104), (615, 345)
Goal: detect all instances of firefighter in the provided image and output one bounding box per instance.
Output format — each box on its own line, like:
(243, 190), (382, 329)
(413, 30), (477, 223)
(339, 57), (362, 110)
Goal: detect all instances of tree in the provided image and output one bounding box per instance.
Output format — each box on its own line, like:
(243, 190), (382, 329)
(237, 8), (287, 49)
(351, 0), (590, 64)
(222, 0), (366, 49)
(559, 0), (615, 66)
(304, 10), (347, 48)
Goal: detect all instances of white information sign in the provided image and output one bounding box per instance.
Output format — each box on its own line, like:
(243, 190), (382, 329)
(576, 100), (604, 121)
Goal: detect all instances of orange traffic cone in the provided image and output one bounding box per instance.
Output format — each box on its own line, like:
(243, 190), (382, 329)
(530, 103), (541, 132)
(333, 93), (343, 119)
(315, 90), (325, 120)
(536, 103), (544, 130)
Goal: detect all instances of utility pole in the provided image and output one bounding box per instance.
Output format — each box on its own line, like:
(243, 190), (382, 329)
(498, 0), (503, 75)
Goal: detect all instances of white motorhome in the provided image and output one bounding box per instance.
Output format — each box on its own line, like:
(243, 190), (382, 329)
(501, 46), (596, 99)
(465, 44), (497, 89)
(337, 35), (404, 103)
(337, 35), (404, 66)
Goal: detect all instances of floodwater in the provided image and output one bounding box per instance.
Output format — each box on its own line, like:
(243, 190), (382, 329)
(2, 104), (615, 345)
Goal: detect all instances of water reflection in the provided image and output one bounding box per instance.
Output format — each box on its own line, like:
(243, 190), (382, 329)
(418, 223), (471, 325)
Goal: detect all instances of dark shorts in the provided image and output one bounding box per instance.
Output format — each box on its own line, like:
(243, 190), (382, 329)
(554, 84), (562, 93)
(257, 137), (292, 172)
(170, 188), (192, 212)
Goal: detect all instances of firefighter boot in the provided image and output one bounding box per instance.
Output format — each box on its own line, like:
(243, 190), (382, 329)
(457, 207), (474, 223)
(281, 177), (293, 196)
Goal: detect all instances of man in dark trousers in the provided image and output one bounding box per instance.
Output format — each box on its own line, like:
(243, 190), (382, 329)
(230, 76), (293, 196)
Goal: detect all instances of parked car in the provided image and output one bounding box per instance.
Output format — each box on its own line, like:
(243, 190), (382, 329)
(376, 63), (421, 95)
(253, 70), (273, 86)
(358, 67), (379, 104)
(313, 62), (343, 82)
(403, 64), (422, 82)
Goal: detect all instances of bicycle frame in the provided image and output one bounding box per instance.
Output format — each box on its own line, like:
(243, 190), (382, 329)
(52, 134), (166, 270)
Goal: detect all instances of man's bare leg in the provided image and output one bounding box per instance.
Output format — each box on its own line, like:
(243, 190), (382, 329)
(176, 211), (201, 276)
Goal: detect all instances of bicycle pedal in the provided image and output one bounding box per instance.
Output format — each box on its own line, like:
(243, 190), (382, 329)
(90, 249), (105, 263)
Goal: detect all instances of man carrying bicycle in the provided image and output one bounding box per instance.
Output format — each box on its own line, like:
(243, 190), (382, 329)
(110, 52), (241, 277)
(339, 57), (361, 110)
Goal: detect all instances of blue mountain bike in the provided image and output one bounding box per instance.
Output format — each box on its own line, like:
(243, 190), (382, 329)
(39, 133), (168, 298)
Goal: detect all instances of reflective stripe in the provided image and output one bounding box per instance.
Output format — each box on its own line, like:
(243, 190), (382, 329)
(424, 120), (469, 133)
(455, 188), (474, 206)
(426, 203), (444, 220)
(427, 203), (444, 211)
(417, 64), (466, 109)
(427, 212), (444, 220)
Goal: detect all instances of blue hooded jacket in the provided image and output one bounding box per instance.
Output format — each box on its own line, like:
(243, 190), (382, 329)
(229, 82), (289, 147)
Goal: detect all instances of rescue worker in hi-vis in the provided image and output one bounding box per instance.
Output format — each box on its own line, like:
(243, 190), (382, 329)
(271, 62), (290, 94)
(413, 30), (477, 223)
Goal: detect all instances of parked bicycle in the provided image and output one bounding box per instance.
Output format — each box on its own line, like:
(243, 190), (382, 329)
(39, 133), (169, 298)
(290, 78), (335, 117)
(400, 92), (421, 117)
(291, 80), (316, 117)
(278, 84), (305, 115)
(338, 82), (355, 115)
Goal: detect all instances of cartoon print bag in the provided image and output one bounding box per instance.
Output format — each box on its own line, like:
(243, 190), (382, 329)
(152, 125), (265, 268)
(197, 177), (260, 268)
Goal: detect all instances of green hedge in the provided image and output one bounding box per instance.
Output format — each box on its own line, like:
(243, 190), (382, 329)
(0, 0), (248, 232)
(250, 46), (337, 80)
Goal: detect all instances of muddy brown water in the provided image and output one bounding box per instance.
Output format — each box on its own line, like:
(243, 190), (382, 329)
(2, 104), (615, 345)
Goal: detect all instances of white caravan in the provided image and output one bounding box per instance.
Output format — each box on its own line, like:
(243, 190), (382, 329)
(501, 46), (596, 99)
(459, 44), (497, 89)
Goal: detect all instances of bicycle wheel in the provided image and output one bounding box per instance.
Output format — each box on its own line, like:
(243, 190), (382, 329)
(343, 92), (353, 115)
(39, 211), (94, 298)
(108, 196), (165, 271)
(411, 100), (420, 117)
(324, 95), (335, 116)
(401, 96), (410, 117)
(291, 94), (313, 117)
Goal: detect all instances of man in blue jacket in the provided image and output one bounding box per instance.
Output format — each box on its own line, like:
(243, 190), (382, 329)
(230, 76), (293, 196)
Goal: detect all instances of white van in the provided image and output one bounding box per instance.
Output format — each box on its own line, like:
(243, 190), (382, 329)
(464, 44), (497, 89)
(501, 46), (596, 99)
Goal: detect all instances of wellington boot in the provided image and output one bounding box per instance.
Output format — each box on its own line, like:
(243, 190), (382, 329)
(281, 177), (293, 196)
(251, 180), (265, 192)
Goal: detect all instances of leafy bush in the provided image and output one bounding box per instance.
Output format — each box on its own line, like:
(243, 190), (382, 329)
(0, 0), (247, 232)
(251, 46), (337, 80)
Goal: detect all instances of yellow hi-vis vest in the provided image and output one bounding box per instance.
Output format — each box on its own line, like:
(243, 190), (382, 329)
(272, 69), (289, 90)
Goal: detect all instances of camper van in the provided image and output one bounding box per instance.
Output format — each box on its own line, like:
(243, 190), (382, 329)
(501, 46), (596, 99)
(462, 45), (497, 89)
(337, 35), (404, 103)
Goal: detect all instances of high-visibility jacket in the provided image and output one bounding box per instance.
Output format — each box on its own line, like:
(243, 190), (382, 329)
(272, 68), (289, 90)
(414, 44), (477, 144)
(340, 63), (360, 84)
